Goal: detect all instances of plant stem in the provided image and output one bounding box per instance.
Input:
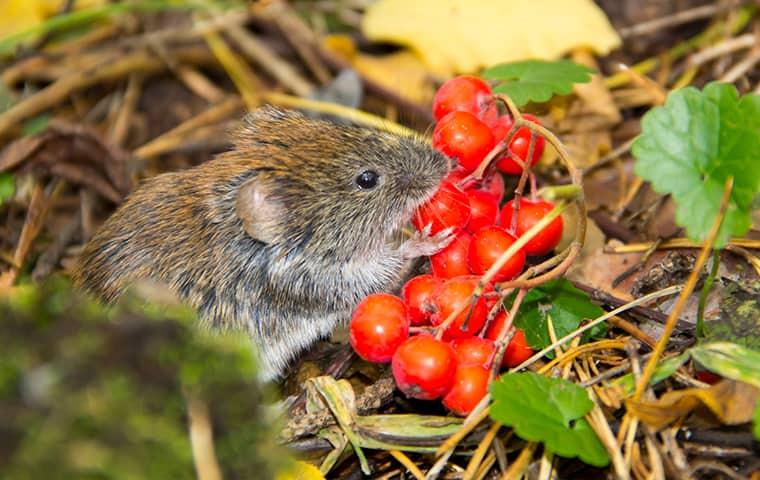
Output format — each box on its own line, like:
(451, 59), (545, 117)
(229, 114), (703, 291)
(631, 177), (733, 401)
(696, 249), (720, 337)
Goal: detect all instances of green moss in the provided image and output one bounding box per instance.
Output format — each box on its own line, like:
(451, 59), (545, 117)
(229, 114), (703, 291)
(0, 278), (289, 479)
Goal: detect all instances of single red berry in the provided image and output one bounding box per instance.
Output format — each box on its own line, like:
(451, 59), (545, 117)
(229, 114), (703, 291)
(433, 75), (497, 124)
(442, 365), (490, 415)
(433, 111), (495, 173)
(695, 371), (722, 385)
(349, 293), (409, 363)
(392, 334), (457, 400)
(430, 230), (472, 279)
(401, 274), (441, 326)
(432, 276), (488, 340)
(482, 172), (505, 204)
(468, 226), (526, 281)
(500, 198), (563, 256)
(451, 337), (495, 368)
(490, 114), (513, 142)
(484, 310), (510, 341)
(502, 329), (534, 367)
(494, 114), (545, 175)
(465, 189), (499, 233)
(412, 181), (471, 235)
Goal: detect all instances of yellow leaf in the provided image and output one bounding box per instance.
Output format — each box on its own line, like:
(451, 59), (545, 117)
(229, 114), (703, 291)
(362, 0), (621, 75)
(277, 461), (326, 480)
(354, 51), (435, 105)
(323, 34), (436, 106)
(0, 0), (105, 39)
(626, 380), (759, 430)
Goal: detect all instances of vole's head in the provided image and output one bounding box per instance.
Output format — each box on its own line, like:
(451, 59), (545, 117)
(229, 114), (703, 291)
(230, 107), (450, 259)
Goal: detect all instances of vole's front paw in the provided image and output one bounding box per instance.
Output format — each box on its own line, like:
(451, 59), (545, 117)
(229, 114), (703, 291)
(399, 225), (456, 259)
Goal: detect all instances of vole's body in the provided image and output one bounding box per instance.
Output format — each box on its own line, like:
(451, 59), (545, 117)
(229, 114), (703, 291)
(74, 107), (449, 380)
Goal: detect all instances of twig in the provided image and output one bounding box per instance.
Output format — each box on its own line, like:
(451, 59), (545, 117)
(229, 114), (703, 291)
(0, 46), (216, 136)
(0, 178), (63, 288)
(632, 177), (733, 401)
(187, 393), (223, 480)
(605, 5), (755, 89)
(463, 422), (501, 480)
(203, 31), (261, 108)
(509, 285), (682, 373)
(501, 442), (537, 480)
(389, 450), (425, 480)
(134, 96), (244, 159)
(607, 237), (760, 253)
(719, 46), (760, 82)
(619, 2), (741, 38)
(687, 33), (757, 67)
(434, 408), (490, 457)
(225, 24), (315, 97)
(176, 66), (227, 102)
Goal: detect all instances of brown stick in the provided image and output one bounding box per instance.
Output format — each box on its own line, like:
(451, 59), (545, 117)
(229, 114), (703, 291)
(0, 46), (216, 137)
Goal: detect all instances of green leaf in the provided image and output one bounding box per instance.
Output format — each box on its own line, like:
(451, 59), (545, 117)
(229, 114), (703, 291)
(482, 59), (595, 107)
(690, 342), (760, 388)
(632, 82), (760, 248)
(514, 279), (606, 358)
(0, 173), (14, 207)
(754, 402), (760, 440)
(490, 372), (609, 467)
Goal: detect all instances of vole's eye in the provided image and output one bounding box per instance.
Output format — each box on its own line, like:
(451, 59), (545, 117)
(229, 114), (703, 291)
(355, 170), (379, 190)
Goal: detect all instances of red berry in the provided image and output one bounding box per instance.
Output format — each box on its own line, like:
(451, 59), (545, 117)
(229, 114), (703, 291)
(412, 181), (471, 235)
(695, 371), (722, 385)
(433, 111), (495, 173)
(490, 114), (513, 141)
(401, 274), (441, 326)
(392, 334), (457, 400)
(484, 310), (510, 341)
(430, 230), (472, 279)
(451, 337), (495, 368)
(482, 172), (505, 204)
(432, 276), (488, 340)
(468, 226), (526, 281)
(494, 114), (545, 175)
(445, 168), (505, 204)
(433, 75), (497, 124)
(500, 198), (563, 256)
(502, 329), (534, 367)
(465, 189), (499, 233)
(349, 293), (409, 363)
(442, 365), (490, 415)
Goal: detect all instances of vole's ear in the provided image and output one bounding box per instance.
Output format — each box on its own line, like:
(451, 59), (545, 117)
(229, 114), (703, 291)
(236, 176), (285, 244)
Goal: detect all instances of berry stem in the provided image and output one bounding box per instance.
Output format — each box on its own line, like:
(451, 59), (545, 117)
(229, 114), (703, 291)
(538, 184), (583, 201)
(488, 288), (528, 382)
(475, 200), (568, 294)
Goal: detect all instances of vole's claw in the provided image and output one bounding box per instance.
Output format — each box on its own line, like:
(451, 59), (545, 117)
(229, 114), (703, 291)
(399, 225), (456, 259)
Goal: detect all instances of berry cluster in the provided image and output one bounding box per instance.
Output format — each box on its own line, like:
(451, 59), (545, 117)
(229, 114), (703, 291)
(349, 76), (565, 416)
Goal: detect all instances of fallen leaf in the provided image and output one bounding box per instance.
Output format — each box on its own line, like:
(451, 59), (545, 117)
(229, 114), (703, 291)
(363, 0), (621, 75)
(354, 51), (435, 105)
(0, 0), (104, 40)
(323, 34), (435, 105)
(0, 120), (132, 203)
(277, 461), (325, 480)
(627, 380), (759, 430)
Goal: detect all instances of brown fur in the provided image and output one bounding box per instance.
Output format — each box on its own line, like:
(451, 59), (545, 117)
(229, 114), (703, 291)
(74, 107), (450, 379)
